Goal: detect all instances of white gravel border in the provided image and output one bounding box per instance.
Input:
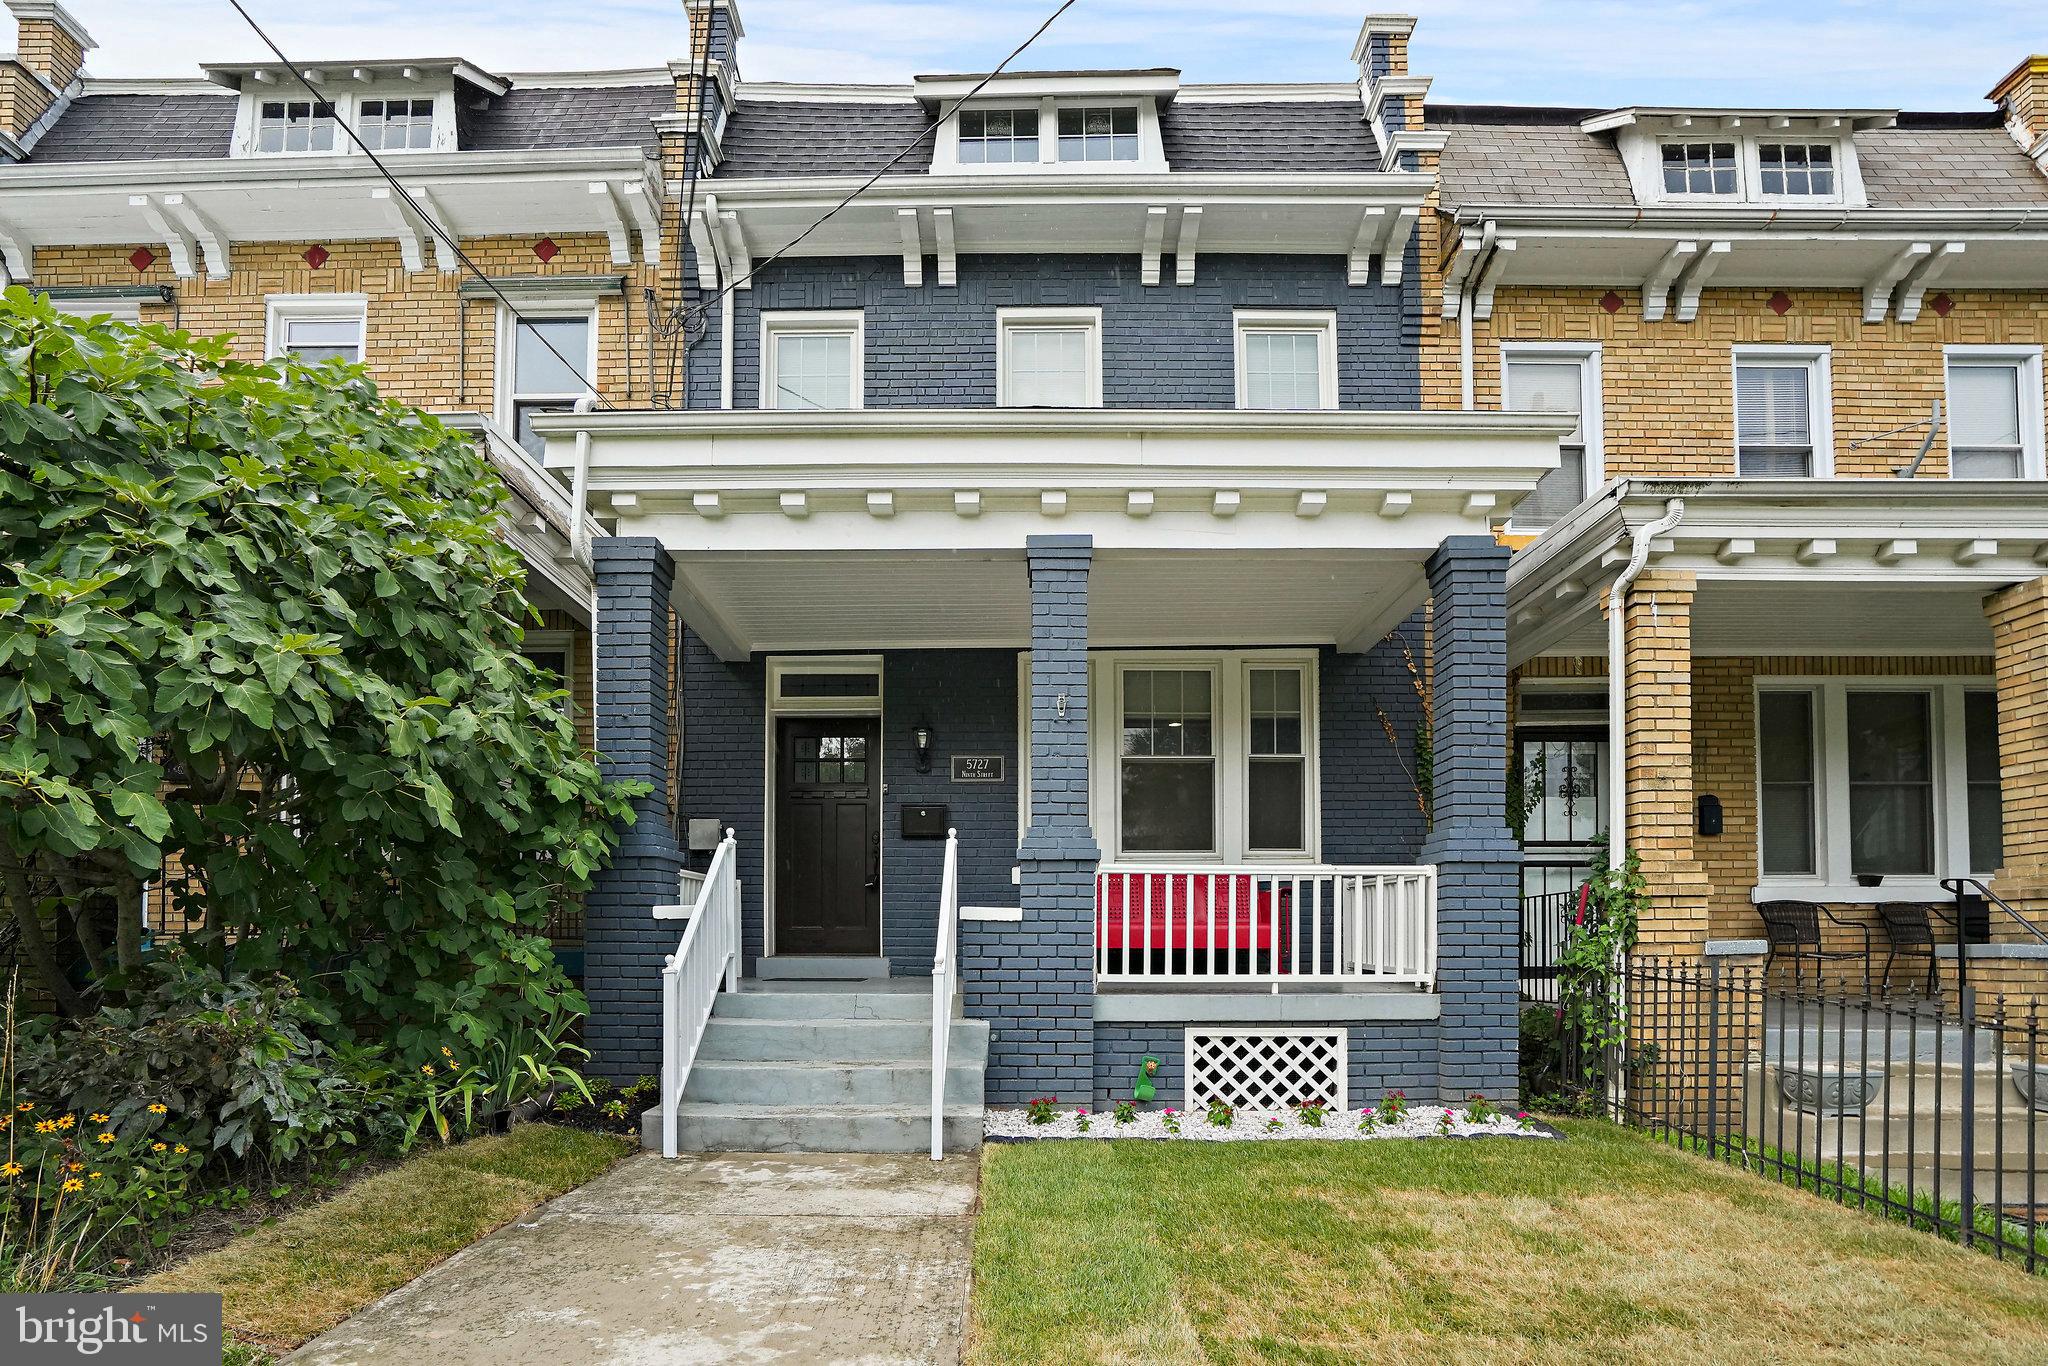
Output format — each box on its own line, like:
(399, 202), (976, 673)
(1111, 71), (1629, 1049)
(985, 1104), (1557, 1142)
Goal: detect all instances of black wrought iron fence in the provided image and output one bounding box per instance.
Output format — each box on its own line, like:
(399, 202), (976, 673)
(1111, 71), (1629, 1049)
(1580, 958), (2046, 1273)
(1521, 888), (1583, 1004)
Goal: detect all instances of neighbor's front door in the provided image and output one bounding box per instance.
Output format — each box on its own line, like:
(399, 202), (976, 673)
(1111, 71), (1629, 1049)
(774, 717), (881, 955)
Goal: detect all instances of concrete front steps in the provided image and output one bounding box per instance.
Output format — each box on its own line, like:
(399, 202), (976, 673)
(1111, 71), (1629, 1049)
(641, 977), (986, 1154)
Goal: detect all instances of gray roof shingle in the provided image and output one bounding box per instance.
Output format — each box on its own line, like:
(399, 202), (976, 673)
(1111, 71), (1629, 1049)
(1160, 101), (1378, 172)
(1433, 105), (2048, 211)
(27, 94), (237, 162)
(458, 84), (672, 157)
(718, 99), (935, 177)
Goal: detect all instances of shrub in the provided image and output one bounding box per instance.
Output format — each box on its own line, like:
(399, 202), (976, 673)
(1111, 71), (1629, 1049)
(1294, 1101), (1327, 1128)
(1463, 1093), (1500, 1125)
(13, 952), (397, 1166)
(0, 290), (640, 1052)
(1025, 1097), (1057, 1125)
(1205, 1100), (1234, 1128)
(1111, 1099), (1136, 1126)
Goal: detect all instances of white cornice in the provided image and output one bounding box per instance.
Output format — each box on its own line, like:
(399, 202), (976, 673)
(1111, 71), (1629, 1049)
(1448, 204), (2048, 233)
(1581, 106), (1897, 134)
(696, 169), (1433, 204)
(504, 67), (673, 89)
(201, 59), (510, 98)
(78, 77), (231, 96)
(535, 407), (1576, 442)
(733, 80), (912, 103)
(0, 143), (653, 189)
(1178, 82), (1362, 104)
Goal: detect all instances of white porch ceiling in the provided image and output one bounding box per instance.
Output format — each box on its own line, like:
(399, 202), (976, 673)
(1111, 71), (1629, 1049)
(672, 548), (1428, 658)
(1533, 580), (1999, 660)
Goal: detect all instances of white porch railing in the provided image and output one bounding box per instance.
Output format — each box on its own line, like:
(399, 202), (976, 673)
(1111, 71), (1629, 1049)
(659, 829), (739, 1159)
(1095, 865), (1436, 989)
(929, 829), (961, 1162)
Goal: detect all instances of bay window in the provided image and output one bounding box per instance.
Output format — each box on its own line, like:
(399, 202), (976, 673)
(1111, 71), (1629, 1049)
(1754, 679), (2002, 894)
(1094, 652), (1317, 863)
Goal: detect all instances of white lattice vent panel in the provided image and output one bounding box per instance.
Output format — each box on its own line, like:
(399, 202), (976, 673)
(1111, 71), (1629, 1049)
(1185, 1029), (1347, 1111)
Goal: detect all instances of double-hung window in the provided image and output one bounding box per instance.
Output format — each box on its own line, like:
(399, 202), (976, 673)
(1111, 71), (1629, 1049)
(998, 308), (1101, 408)
(1758, 142), (1835, 196)
(1661, 142), (1737, 195)
(358, 97), (435, 151)
(1057, 107), (1139, 162)
(1734, 347), (1830, 477)
(1945, 348), (2043, 479)
(266, 295), (367, 365)
(1235, 311), (1336, 411)
(256, 100), (337, 154)
(502, 308), (596, 458)
(1502, 345), (1600, 526)
(958, 109), (1039, 164)
(761, 312), (862, 410)
(1098, 653), (1317, 863)
(1755, 680), (2003, 893)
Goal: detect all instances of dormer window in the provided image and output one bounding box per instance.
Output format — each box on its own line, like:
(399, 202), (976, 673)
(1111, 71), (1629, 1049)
(1758, 142), (1834, 195)
(359, 98), (435, 152)
(1057, 107), (1139, 162)
(958, 109), (1039, 164)
(1660, 142), (1736, 195)
(257, 100), (337, 154)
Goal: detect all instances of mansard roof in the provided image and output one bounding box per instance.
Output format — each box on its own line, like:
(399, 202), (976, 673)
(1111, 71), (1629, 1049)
(1432, 103), (2048, 212)
(21, 80), (673, 164)
(714, 94), (1382, 178)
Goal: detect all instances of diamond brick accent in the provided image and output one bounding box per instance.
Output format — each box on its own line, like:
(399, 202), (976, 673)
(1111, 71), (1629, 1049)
(127, 247), (155, 272)
(302, 244), (330, 269)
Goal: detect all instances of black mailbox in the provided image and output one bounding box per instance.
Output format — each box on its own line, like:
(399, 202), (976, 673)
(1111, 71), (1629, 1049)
(900, 804), (949, 840)
(1697, 793), (1723, 837)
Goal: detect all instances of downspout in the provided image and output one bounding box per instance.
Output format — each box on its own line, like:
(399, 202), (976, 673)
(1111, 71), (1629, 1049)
(1605, 497), (1686, 869)
(568, 395), (596, 569)
(719, 289), (735, 409)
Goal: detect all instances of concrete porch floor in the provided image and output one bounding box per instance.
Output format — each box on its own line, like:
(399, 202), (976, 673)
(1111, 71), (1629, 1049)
(290, 1150), (979, 1365)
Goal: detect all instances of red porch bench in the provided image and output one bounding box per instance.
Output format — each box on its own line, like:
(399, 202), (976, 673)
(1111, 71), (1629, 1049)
(1097, 873), (1293, 967)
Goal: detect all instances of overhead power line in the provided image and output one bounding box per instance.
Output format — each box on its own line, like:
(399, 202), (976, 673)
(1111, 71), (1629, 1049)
(223, 0), (607, 408)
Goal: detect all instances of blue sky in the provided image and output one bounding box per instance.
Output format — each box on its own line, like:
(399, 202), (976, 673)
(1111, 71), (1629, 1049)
(47, 1), (2044, 110)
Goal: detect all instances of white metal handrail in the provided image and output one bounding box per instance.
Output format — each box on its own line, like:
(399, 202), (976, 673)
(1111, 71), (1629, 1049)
(660, 829), (739, 1159)
(1095, 864), (1436, 989)
(930, 828), (960, 1161)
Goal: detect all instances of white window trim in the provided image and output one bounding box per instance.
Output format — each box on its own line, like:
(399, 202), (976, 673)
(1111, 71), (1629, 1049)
(996, 306), (1104, 409)
(1499, 341), (1603, 528)
(1944, 344), (2045, 480)
(1233, 310), (1338, 411)
(494, 299), (600, 437)
(1751, 675), (2000, 905)
(1732, 344), (1833, 477)
(759, 310), (864, 411)
(933, 96), (1168, 175)
(1088, 649), (1321, 866)
(234, 85), (457, 158)
(264, 293), (368, 361)
(1614, 125), (1865, 208)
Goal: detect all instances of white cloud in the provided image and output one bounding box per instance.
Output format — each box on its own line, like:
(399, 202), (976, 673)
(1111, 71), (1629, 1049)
(34, 0), (2038, 109)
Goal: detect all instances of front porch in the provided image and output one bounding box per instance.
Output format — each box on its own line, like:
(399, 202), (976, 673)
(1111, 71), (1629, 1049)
(1507, 478), (2048, 1005)
(544, 405), (1568, 1123)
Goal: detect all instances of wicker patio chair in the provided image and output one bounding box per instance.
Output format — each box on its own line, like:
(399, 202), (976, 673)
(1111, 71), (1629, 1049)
(1757, 900), (1872, 996)
(1876, 902), (1945, 999)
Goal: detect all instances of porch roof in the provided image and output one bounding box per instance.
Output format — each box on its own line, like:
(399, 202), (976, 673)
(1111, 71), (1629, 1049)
(534, 406), (1574, 660)
(1506, 477), (2048, 665)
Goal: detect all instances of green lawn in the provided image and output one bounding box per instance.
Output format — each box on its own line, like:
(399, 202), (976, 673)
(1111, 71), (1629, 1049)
(141, 1124), (630, 1360)
(969, 1121), (2048, 1364)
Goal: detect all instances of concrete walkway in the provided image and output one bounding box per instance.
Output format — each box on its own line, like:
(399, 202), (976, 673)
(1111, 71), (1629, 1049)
(292, 1150), (979, 1365)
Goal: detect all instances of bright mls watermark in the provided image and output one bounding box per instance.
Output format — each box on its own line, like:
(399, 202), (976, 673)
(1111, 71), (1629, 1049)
(4, 1295), (221, 1364)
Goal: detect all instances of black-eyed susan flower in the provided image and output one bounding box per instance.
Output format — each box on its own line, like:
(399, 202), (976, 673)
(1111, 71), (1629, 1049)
(34, 1119), (56, 1134)
(0, 1161), (22, 1179)
(88, 1171), (103, 1181)
(421, 1064), (436, 1076)
(17, 1101), (34, 1112)
(151, 1142), (167, 1153)
(147, 1103), (167, 1116)
(96, 1133), (115, 1145)
(61, 1178), (84, 1193)
(173, 1145), (189, 1155)
(88, 1113), (108, 1124)
(440, 1047), (453, 1058)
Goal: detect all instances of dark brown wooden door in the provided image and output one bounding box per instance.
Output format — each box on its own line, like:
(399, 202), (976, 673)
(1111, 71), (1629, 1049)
(774, 717), (881, 955)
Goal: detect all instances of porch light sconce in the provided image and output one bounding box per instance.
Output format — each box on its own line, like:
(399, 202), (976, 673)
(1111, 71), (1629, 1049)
(913, 724), (935, 774)
(1696, 794), (1723, 838)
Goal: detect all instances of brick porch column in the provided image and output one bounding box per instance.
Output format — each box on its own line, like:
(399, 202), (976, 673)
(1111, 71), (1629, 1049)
(998, 534), (1100, 1104)
(583, 538), (686, 1082)
(1986, 575), (2048, 938)
(1419, 537), (1520, 1102)
(1618, 570), (1711, 954)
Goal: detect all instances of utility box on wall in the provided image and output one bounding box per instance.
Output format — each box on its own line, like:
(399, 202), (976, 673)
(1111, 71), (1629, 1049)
(900, 804), (949, 840)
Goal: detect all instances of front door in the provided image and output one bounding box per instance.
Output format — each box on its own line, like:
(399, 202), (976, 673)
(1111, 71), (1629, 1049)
(774, 717), (881, 955)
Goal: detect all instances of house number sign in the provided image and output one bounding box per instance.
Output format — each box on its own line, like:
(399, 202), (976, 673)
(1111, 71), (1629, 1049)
(951, 755), (1005, 783)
